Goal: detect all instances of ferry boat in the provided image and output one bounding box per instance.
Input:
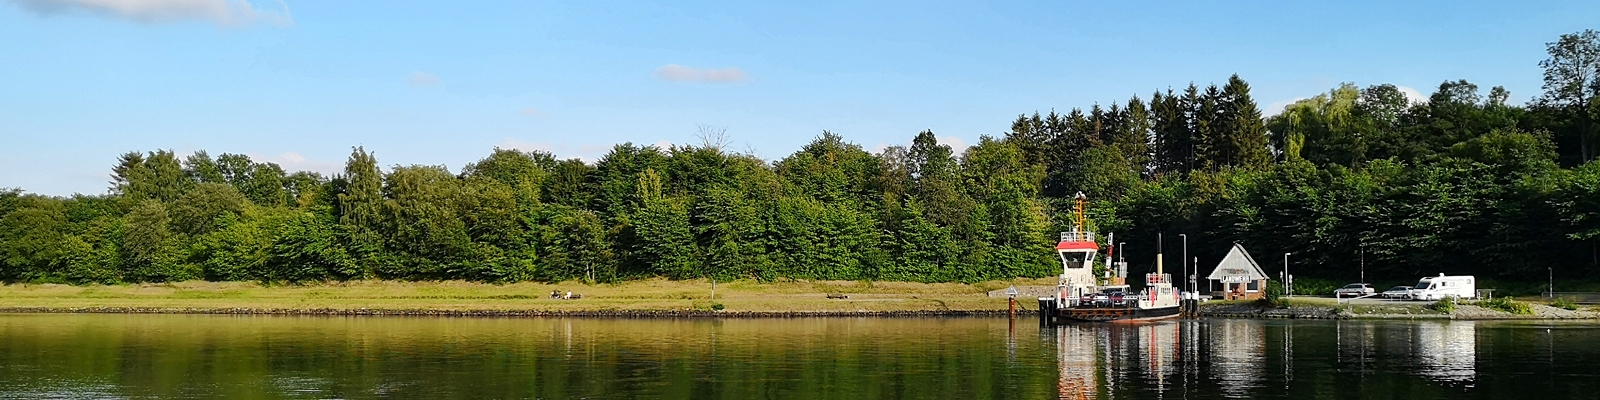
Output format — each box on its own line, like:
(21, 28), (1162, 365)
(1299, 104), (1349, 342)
(1038, 193), (1181, 324)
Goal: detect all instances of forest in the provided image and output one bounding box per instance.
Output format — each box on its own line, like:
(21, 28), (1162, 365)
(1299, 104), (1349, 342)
(4, 30), (1600, 288)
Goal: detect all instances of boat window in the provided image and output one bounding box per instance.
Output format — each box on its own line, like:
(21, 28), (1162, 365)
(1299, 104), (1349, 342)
(1059, 252), (1092, 269)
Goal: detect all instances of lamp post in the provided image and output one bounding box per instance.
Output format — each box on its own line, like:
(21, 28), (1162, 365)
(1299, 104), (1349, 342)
(1284, 252), (1292, 297)
(1549, 266), (1554, 298)
(1359, 245), (1365, 284)
(1179, 234), (1188, 291)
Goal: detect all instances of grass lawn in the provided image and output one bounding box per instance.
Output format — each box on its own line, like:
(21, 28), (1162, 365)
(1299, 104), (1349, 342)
(0, 278), (1060, 314)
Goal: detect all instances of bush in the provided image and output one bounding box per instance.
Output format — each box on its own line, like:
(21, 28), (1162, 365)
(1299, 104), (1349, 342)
(1288, 277), (1341, 296)
(1551, 297), (1579, 311)
(1432, 297), (1457, 313)
(1259, 279), (1286, 307)
(710, 303), (725, 311)
(1480, 296), (1533, 315)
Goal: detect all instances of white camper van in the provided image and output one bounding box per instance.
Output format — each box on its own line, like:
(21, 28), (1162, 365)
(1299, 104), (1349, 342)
(1407, 274), (1476, 301)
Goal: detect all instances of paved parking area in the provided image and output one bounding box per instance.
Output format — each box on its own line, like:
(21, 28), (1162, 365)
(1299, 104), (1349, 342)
(1279, 295), (1436, 306)
(1339, 297), (1434, 305)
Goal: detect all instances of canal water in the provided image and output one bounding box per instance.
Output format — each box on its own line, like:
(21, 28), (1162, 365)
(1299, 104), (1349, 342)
(0, 314), (1597, 399)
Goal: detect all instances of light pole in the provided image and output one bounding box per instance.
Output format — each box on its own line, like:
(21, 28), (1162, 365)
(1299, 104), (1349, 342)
(1179, 234), (1188, 290)
(1284, 252), (1292, 297)
(1549, 266), (1554, 298)
(1359, 245), (1365, 284)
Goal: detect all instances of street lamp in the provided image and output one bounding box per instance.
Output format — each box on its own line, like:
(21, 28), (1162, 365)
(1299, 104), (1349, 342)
(1118, 241), (1126, 271)
(1359, 245), (1365, 284)
(1284, 252), (1292, 297)
(1179, 234), (1188, 291)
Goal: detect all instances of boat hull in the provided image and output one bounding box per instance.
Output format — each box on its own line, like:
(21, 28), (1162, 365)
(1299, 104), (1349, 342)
(1049, 305), (1181, 323)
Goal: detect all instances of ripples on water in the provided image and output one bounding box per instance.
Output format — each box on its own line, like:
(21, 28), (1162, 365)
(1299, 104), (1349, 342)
(1, 315), (1599, 399)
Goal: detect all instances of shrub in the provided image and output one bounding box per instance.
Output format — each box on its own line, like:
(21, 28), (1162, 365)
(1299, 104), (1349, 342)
(1288, 277), (1341, 296)
(1480, 296), (1534, 315)
(1259, 279), (1286, 307)
(711, 303), (725, 311)
(1432, 297), (1457, 313)
(1551, 297), (1579, 311)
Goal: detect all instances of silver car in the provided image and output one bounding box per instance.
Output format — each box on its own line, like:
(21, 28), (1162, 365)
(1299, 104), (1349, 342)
(1381, 285), (1413, 299)
(1333, 283), (1375, 298)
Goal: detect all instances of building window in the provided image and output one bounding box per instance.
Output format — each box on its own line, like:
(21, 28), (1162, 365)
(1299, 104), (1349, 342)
(1247, 280), (1260, 291)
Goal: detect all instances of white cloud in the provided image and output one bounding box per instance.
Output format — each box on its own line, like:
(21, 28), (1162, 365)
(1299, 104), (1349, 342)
(517, 107), (543, 117)
(1265, 97), (1308, 117)
(938, 135), (970, 156)
(867, 136), (971, 157)
(258, 151), (340, 176)
(655, 64), (749, 83)
(407, 71), (442, 88)
(1397, 85), (1428, 105)
(9, 0), (293, 27)
(498, 138), (553, 153)
(496, 139), (614, 162)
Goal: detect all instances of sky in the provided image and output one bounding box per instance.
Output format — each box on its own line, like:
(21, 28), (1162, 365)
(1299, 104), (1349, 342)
(3, 0), (1598, 196)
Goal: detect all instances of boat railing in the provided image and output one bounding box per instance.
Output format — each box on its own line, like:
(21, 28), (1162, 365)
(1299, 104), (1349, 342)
(1059, 231), (1096, 243)
(1146, 273), (1171, 285)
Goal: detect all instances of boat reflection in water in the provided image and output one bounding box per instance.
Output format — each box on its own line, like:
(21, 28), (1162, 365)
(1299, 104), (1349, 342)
(1049, 319), (1484, 399)
(1052, 321), (1185, 399)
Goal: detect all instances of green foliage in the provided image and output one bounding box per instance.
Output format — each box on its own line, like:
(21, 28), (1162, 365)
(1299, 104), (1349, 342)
(1287, 278), (1340, 296)
(1433, 297), (1457, 313)
(1260, 279), (1286, 307)
(14, 37), (1600, 288)
(1480, 296), (1534, 315)
(1552, 297), (1579, 311)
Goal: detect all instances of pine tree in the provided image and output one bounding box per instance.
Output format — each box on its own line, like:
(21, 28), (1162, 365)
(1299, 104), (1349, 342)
(1117, 95), (1153, 174)
(1195, 84), (1224, 170)
(1224, 75), (1273, 169)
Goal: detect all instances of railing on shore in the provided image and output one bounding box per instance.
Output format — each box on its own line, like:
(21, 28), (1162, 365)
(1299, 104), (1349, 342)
(1543, 292), (1600, 303)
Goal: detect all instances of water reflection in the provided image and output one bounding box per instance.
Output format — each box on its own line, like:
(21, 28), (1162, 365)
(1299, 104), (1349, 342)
(1413, 321), (1476, 383)
(3, 314), (1599, 399)
(1207, 319), (1264, 397)
(1048, 319), (1498, 399)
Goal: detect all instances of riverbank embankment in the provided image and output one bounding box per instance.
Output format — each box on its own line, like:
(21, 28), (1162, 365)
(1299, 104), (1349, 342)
(1199, 297), (1600, 320)
(0, 279), (1046, 317)
(8, 280), (1600, 320)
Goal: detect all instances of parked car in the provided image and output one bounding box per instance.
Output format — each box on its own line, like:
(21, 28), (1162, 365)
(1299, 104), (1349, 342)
(1333, 283), (1376, 298)
(1381, 286), (1414, 299)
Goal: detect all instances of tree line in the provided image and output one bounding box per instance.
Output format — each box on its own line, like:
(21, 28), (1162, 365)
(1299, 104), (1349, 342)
(4, 30), (1600, 286)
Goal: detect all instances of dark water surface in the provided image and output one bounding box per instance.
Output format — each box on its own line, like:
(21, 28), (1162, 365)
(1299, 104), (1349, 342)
(1, 314), (1598, 399)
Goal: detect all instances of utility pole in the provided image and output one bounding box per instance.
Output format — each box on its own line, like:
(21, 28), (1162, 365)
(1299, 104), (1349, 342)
(1360, 245), (1365, 284)
(1284, 252), (1292, 297)
(1179, 234), (1188, 293)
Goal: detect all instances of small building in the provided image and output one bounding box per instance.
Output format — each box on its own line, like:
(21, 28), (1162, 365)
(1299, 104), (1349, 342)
(1206, 243), (1269, 300)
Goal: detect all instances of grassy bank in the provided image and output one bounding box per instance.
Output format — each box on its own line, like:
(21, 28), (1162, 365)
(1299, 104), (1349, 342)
(0, 278), (1058, 315)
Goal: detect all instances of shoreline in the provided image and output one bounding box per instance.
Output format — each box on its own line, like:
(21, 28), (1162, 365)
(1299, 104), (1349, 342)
(3, 281), (1598, 321)
(1198, 299), (1600, 321)
(0, 306), (1012, 318)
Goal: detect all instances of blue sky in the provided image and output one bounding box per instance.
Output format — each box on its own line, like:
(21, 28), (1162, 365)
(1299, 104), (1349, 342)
(3, 0), (1597, 196)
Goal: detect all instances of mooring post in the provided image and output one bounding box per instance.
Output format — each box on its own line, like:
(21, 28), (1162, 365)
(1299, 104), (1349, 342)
(1008, 297), (1017, 319)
